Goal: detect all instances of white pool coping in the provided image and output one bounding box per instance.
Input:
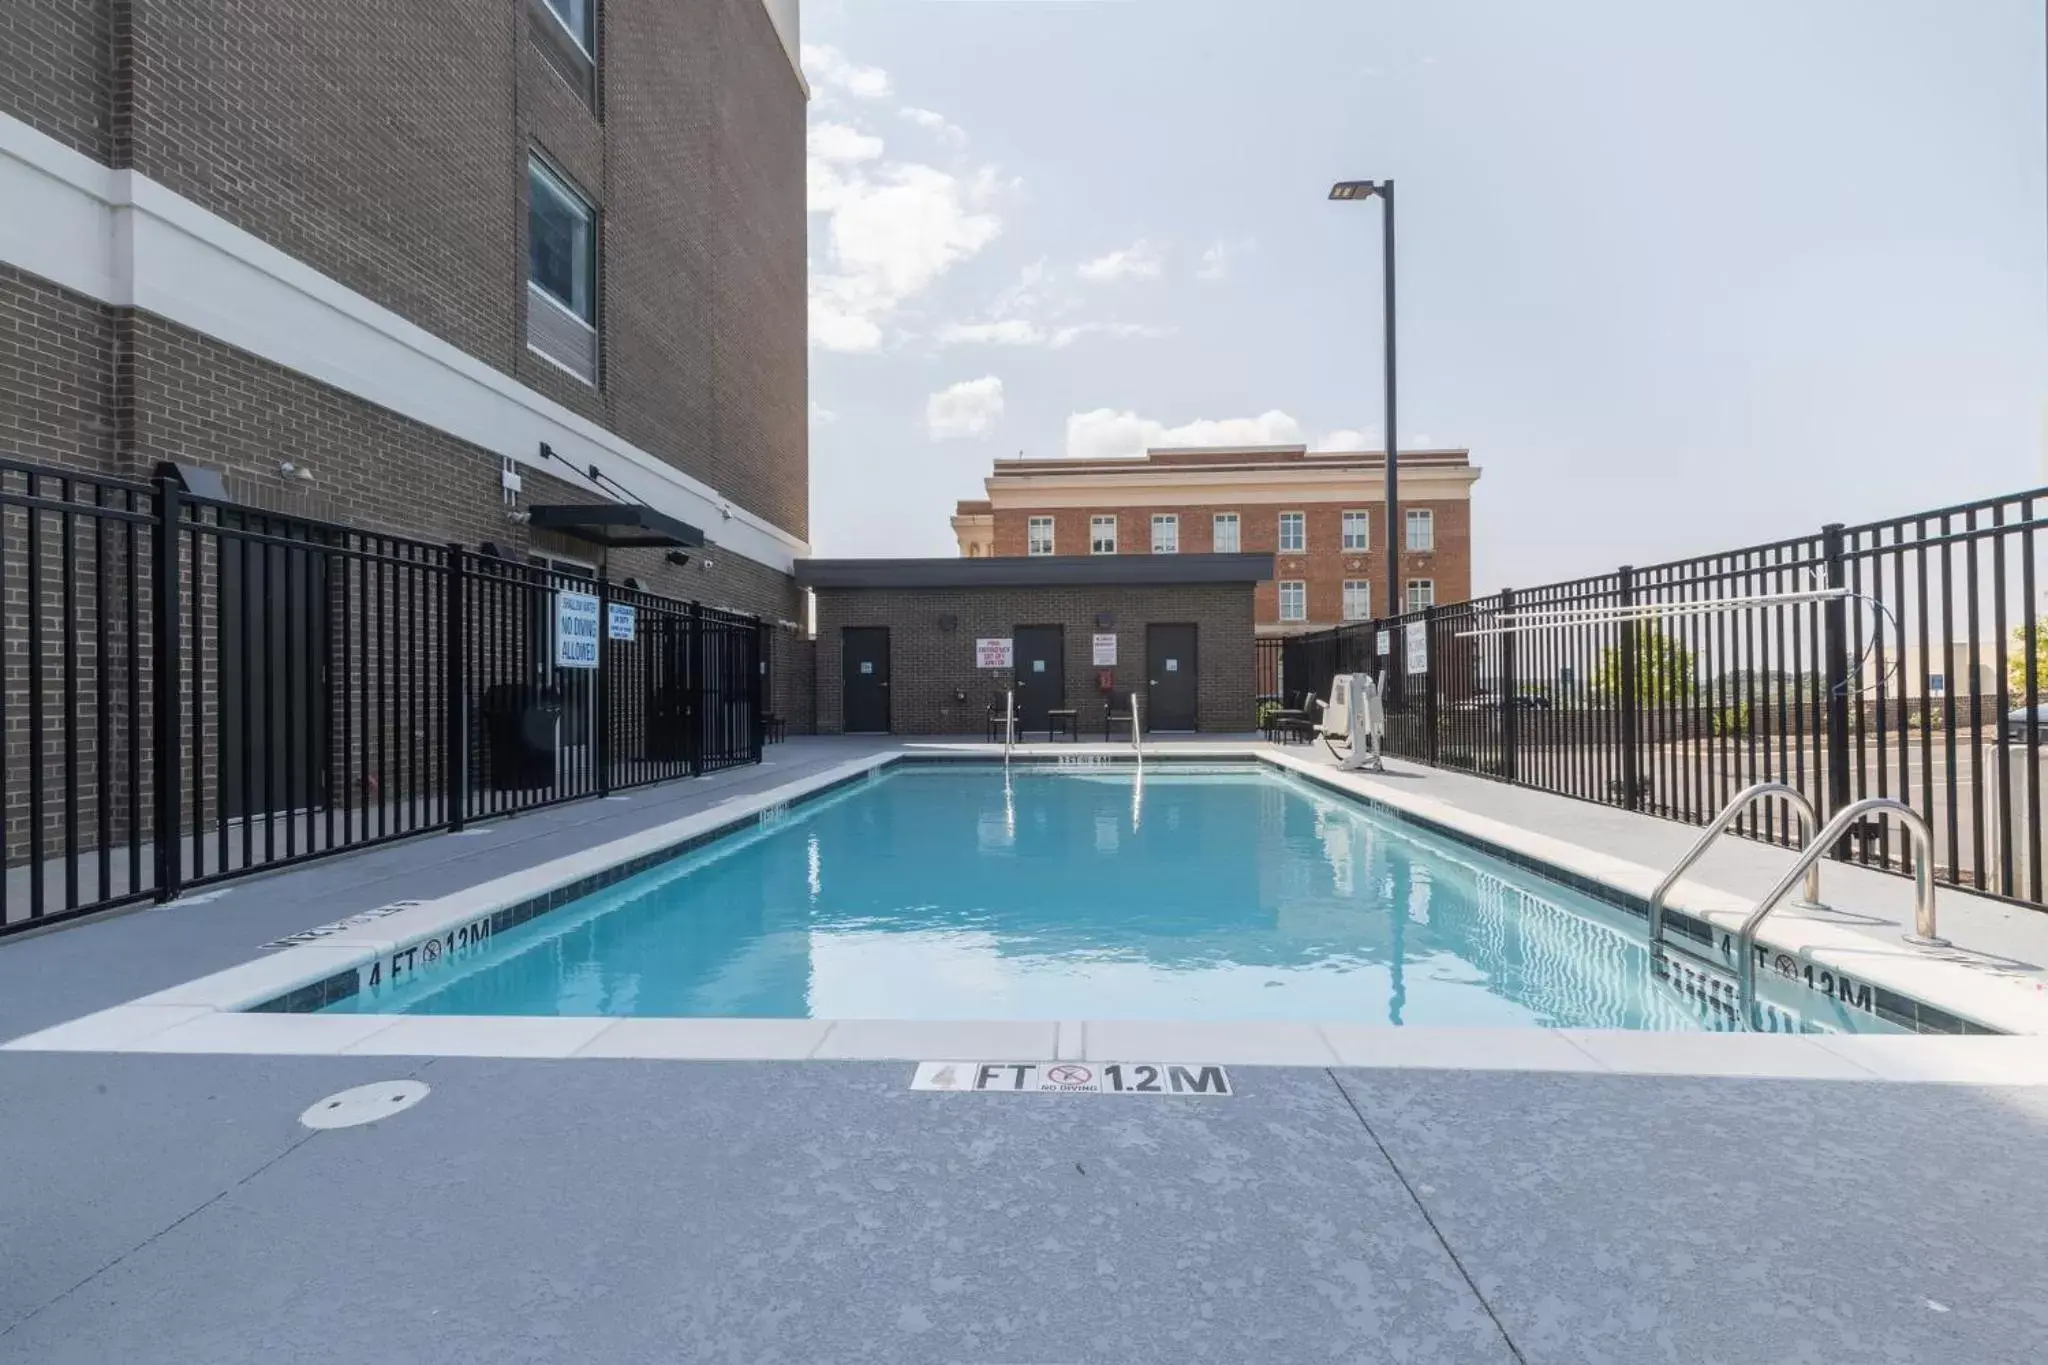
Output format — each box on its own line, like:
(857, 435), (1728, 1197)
(9, 742), (2048, 1084)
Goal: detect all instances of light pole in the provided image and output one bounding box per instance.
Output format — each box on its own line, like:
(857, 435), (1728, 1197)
(1328, 179), (1398, 646)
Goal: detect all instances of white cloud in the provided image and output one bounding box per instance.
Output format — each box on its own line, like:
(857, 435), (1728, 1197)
(926, 377), (1006, 440)
(802, 44), (891, 101)
(939, 319), (1048, 346)
(1049, 322), (1175, 347)
(1197, 242), (1231, 281)
(1315, 429), (1368, 451)
(937, 319), (1174, 349)
(803, 53), (1008, 353)
(1064, 409), (1306, 461)
(808, 122), (884, 166)
(1077, 240), (1164, 283)
(900, 106), (968, 146)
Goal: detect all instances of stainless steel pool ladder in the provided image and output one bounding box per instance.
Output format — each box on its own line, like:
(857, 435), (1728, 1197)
(1129, 691), (1142, 764)
(1004, 689), (1016, 765)
(1734, 797), (1943, 1029)
(1646, 782), (1824, 952)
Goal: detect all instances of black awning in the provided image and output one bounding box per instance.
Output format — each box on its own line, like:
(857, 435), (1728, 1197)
(526, 504), (706, 550)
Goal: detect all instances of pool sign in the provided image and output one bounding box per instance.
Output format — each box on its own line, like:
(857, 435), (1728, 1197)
(1404, 620), (1428, 674)
(554, 591), (601, 669)
(976, 637), (1013, 669)
(607, 603), (637, 641)
(1376, 629), (1392, 655)
(911, 1061), (1232, 1096)
(1092, 633), (1117, 666)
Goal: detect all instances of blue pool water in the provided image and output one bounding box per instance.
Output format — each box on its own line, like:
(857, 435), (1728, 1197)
(323, 763), (1895, 1031)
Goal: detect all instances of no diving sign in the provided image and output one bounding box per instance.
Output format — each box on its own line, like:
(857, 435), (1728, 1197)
(911, 1061), (1231, 1096)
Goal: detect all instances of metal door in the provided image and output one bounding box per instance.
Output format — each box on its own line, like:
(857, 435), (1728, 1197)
(843, 627), (891, 732)
(1012, 625), (1064, 732)
(1146, 623), (1198, 731)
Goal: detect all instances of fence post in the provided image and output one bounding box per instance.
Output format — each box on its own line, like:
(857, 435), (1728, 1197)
(445, 543), (467, 832)
(688, 600), (704, 777)
(1423, 606), (1440, 767)
(1822, 522), (1853, 851)
(151, 471), (183, 902)
(751, 618), (767, 762)
(595, 565), (612, 796)
(1498, 587), (1518, 782)
(1617, 565), (1641, 811)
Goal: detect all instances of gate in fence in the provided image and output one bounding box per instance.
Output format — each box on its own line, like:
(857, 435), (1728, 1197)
(1, 457), (766, 934)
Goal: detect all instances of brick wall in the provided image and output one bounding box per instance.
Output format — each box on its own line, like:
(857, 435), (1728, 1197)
(813, 585), (1257, 736)
(1, 0), (807, 543)
(0, 0), (110, 160)
(990, 499), (1472, 631)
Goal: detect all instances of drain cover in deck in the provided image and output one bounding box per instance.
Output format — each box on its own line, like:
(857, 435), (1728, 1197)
(299, 1080), (430, 1130)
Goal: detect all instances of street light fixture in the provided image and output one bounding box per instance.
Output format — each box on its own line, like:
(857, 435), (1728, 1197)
(1329, 178), (1399, 675)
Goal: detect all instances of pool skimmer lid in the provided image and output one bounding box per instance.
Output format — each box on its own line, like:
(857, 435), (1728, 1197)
(300, 1080), (430, 1130)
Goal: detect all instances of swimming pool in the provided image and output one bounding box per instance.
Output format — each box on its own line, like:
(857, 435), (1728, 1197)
(318, 762), (1898, 1033)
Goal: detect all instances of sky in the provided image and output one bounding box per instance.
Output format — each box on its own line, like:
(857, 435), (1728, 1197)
(800, 0), (2047, 593)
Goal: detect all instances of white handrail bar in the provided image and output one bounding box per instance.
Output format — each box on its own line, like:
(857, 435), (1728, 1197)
(1130, 691), (1141, 762)
(1735, 796), (1944, 1029)
(1004, 689), (1015, 765)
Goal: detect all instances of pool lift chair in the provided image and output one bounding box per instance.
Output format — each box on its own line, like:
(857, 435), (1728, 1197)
(1324, 672), (1386, 773)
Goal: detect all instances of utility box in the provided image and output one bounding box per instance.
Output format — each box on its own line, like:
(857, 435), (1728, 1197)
(1983, 742), (2048, 899)
(481, 683), (563, 791)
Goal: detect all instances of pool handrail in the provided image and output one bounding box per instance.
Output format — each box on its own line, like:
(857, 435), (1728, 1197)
(1647, 781), (1824, 950)
(1734, 795), (1944, 1029)
(1130, 691), (1141, 762)
(1004, 688), (1016, 764)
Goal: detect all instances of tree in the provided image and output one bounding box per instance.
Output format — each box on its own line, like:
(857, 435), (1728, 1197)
(1594, 628), (1696, 704)
(2013, 619), (2048, 701)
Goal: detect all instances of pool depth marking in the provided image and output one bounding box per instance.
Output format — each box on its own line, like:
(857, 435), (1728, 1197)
(911, 1061), (1233, 1095)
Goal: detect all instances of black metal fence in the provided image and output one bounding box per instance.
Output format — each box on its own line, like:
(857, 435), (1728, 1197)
(3, 457), (766, 934)
(1283, 487), (2048, 911)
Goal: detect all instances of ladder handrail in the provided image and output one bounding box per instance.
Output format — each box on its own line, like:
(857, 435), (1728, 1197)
(1647, 781), (1824, 949)
(1130, 691), (1141, 757)
(1004, 689), (1015, 765)
(1735, 796), (1944, 1029)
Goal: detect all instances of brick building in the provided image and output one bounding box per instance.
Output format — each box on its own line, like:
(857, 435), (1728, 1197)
(0, 0), (809, 630)
(0, 0), (813, 921)
(952, 445), (1480, 635)
(799, 555), (1273, 736)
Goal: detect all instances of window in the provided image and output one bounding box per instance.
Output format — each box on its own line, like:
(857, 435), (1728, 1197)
(1406, 508), (1435, 552)
(1278, 512), (1305, 553)
(1027, 516), (1055, 556)
(1212, 512), (1240, 554)
(1342, 510), (1370, 552)
(1278, 580), (1307, 622)
(1407, 579), (1435, 612)
(1090, 515), (1118, 555)
(1343, 580), (1371, 620)
(540, 0), (594, 53)
(529, 159), (594, 323)
(1151, 514), (1179, 554)
(527, 157), (598, 383)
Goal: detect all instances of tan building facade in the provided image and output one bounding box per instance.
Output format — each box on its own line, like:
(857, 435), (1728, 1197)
(952, 445), (1480, 634)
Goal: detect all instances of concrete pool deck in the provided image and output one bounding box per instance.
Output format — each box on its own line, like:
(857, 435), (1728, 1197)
(4, 737), (2048, 1362)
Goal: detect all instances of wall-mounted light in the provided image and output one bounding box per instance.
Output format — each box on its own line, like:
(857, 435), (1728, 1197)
(278, 460), (314, 482)
(938, 613), (958, 632)
(479, 542), (504, 559)
(665, 550), (691, 567)
(622, 576), (642, 590)
(1095, 612), (1114, 629)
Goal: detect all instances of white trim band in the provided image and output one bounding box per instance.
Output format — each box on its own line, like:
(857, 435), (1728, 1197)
(0, 114), (808, 573)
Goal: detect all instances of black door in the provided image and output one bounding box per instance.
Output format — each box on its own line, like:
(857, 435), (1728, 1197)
(1146, 624), (1198, 731)
(220, 516), (331, 821)
(1012, 625), (1064, 733)
(843, 627), (891, 733)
